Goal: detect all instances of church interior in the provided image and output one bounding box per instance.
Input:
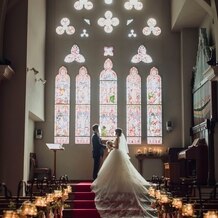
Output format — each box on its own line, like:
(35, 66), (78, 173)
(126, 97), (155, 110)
(1, 0), (218, 217)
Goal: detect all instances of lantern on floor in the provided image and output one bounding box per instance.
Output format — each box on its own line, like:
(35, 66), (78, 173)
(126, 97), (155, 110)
(2, 210), (19, 218)
(172, 198), (183, 209)
(54, 190), (62, 198)
(160, 194), (169, 204)
(67, 185), (72, 193)
(182, 203), (194, 217)
(148, 187), (156, 197)
(155, 190), (161, 200)
(20, 201), (37, 216)
(34, 196), (47, 207)
(46, 193), (54, 203)
(203, 211), (218, 218)
(62, 188), (69, 200)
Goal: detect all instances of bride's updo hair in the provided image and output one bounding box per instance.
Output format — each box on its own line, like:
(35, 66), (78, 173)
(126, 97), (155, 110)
(115, 128), (122, 137)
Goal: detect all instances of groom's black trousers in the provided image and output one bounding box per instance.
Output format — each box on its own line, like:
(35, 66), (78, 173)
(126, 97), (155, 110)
(93, 156), (101, 180)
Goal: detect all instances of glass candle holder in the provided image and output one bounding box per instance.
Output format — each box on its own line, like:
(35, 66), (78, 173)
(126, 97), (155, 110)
(34, 196), (47, 207)
(182, 203), (194, 217)
(160, 194), (169, 204)
(203, 211), (218, 218)
(2, 210), (19, 218)
(67, 185), (72, 193)
(46, 193), (54, 203)
(148, 187), (156, 197)
(21, 201), (37, 216)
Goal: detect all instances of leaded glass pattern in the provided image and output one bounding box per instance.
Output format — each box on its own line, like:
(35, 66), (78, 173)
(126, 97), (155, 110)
(75, 66), (91, 144)
(74, 0), (93, 10)
(142, 18), (161, 36)
(104, 46), (114, 56)
(100, 58), (117, 140)
(124, 0), (143, 10)
(56, 18), (75, 35)
(147, 67), (162, 144)
(54, 66), (70, 144)
(97, 11), (119, 33)
(126, 67), (141, 144)
(64, 44), (85, 63)
(131, 45), (152, 63)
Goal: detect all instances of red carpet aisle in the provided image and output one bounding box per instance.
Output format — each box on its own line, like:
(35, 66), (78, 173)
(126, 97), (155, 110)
(63, 182), (101, 218)
(63, 182), (157, 218)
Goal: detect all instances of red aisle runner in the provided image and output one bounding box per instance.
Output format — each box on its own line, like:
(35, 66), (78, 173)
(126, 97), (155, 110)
(66, 182), (156, 218)
(71, 182), (101, 218)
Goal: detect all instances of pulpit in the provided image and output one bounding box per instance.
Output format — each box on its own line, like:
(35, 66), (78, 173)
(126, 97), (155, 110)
(46, 143), (65, 178)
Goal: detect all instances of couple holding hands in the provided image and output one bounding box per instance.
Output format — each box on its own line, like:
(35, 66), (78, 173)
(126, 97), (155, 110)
(91, 123), (129, 180)
(91, 124), (157, 218)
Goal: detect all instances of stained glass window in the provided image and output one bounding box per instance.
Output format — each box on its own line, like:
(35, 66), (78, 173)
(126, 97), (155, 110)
(147, 67), (162, 144)
(142, 18), (161, 36)
(53, 1), (164, 146)
(74, 0), (93, 10)
(56, 18), (75, 35)
(64, 44), (85, 63)
(99, 58), (117, 140)
(98, 11), (119, 33)
(54, 66), (70, 144)
(131, 45), (152, 63)
(126, 67), (141, 144)
(124, 0), (143, 10)
(75, 66), (91, 144)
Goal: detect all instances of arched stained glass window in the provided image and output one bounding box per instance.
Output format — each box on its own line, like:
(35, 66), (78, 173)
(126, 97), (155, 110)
(54, 66), (70, 144)
(75, 66), (91, 144)
(99, 58), (117, 140)
(126, 67), (141, 144)
(147, 67), (162, 144)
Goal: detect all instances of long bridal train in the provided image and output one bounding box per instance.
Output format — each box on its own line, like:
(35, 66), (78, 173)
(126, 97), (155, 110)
(91, 148), (157, 218)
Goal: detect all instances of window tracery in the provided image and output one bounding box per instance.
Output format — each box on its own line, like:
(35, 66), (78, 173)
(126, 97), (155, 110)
(99, 58), (117, 140)
(54, 66), (70, 144)
(56, 18), (75, 35)
(75, 66), (91, 144)
(126, 67), (141, 144)
(147, 67), (162, 144)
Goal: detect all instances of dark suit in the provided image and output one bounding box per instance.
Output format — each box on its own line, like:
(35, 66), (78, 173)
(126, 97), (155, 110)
(92, 132), (105, 180)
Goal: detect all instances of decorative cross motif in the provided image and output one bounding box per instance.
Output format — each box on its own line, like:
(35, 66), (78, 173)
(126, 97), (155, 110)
(56, 18), (75, 35)
(131, 45), (152, 63)
(142, 18), (161, 36)
(124, 0), (143, 10)
(81, 29), (89, 37)
(98, 11), (119, 33)
(64, 44), (85, 63)
(128, 29), (137, 38)
(74, 0), (93, 10)
(104, 47), (114, 56)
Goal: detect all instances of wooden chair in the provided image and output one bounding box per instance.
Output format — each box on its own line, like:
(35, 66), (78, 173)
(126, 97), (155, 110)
(29, 153), (51, 181)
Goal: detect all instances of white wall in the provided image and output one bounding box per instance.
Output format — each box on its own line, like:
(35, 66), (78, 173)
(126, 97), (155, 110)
(23, 0), (46, 182)
(171, 0), (186, 29)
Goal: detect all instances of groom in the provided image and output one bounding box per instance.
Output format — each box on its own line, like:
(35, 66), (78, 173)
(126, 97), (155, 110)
(91, 124), (106, 180)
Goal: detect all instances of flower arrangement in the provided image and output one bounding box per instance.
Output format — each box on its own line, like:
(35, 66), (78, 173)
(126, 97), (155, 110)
(148, 186), (181, 217)
(148, 186), (197, 218)
(106, 140), (114, 152)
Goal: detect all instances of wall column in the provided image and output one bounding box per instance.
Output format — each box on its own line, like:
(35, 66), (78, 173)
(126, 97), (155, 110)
(180, 28), (198, 146)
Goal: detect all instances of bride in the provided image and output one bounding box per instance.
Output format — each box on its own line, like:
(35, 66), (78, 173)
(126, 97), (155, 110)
(91, 128), (157, 218)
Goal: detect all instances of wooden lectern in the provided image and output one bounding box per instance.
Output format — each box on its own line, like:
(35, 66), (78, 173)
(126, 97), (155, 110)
(46, 143), (65, 178)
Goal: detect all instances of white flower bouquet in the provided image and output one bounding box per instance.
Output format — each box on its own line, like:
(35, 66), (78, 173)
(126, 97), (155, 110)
(106, 140), (114, 152)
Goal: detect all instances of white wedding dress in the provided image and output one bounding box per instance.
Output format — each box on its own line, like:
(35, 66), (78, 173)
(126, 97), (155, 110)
(91, 134), (157, 218)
